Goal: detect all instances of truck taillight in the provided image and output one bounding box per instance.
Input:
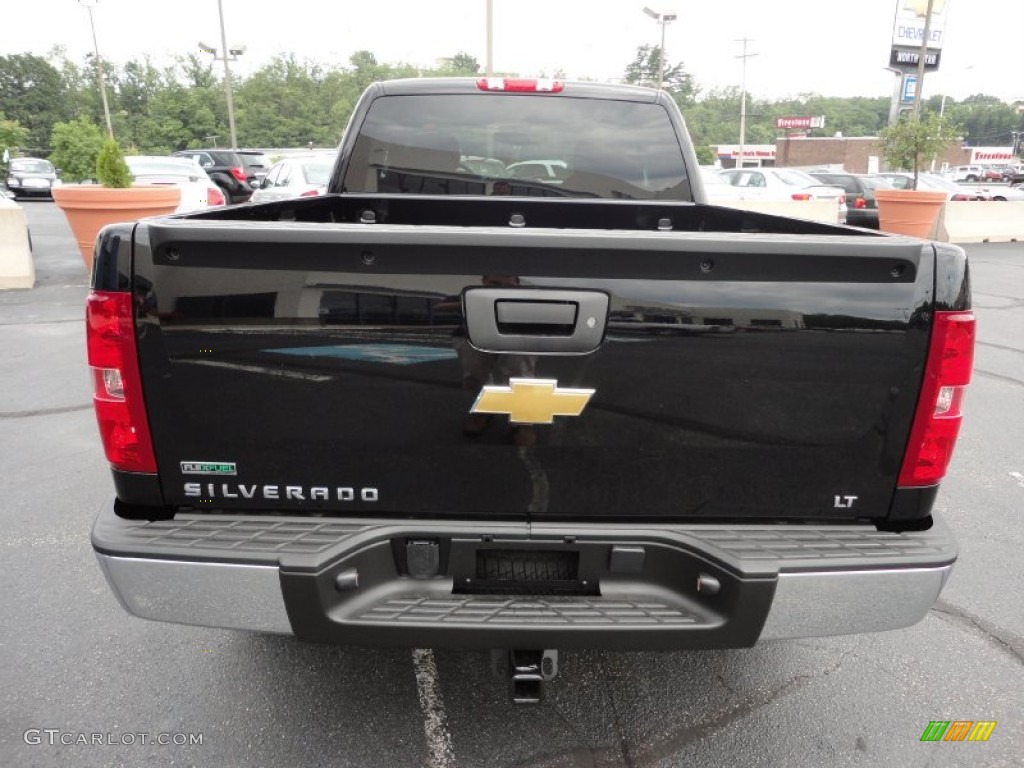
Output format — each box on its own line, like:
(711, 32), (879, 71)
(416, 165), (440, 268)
(476, 77), (564, 93)
(898, 311), (975, 487)
(86, 291), (157, 473)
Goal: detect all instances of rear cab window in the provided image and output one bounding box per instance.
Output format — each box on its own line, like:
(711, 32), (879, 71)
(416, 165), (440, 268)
(342, 94), (691, 200)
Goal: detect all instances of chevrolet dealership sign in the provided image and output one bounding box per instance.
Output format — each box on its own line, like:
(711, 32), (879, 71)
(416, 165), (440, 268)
(892, 0), (949, 50)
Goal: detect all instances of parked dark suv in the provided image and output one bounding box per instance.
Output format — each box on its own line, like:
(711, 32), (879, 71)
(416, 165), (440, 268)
(235, 150), (275, 188)
(809, 172), (893, 229)
(172, 149), (253, 204)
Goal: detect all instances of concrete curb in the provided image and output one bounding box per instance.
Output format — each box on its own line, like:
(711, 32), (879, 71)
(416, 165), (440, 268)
(0, 197), (35, 290)
(935, 201), (1024, 244)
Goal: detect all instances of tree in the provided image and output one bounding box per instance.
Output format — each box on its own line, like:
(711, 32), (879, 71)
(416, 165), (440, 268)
(0, 116), (29, 154)
(0, 54), (68, 152)
(877, 111), (960, 188)
(693, 145), (715, 165)
(234, 55), (331, 147)
(448, 52), (481, 75)
(623, 45), (696, 105)
(49, 117), (105, 182)
(943, 96), (1021, 148)
(180, 54), (217, 90)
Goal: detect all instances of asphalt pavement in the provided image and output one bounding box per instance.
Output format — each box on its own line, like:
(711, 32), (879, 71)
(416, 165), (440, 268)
(0, 201), (1021, 768)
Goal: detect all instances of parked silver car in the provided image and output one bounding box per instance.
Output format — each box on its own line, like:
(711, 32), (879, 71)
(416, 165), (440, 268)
(250, 154), (335, 202)
(125, 156), (226, 213)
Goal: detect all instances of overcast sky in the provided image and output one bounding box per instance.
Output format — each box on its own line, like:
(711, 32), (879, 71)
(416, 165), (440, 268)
(4, 0), (1022, 103)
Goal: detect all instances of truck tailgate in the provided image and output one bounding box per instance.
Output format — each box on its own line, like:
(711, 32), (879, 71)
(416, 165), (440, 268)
(134, 204), (931, 522)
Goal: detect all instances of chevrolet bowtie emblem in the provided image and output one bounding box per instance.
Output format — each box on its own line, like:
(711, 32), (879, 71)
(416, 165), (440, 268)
(470, 378), (595, 424)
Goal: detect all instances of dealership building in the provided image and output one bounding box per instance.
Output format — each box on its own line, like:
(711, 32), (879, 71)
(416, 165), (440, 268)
(712, 139), (1015, 174)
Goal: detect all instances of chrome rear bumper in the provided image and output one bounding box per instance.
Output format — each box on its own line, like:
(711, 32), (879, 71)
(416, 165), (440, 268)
(94, 507), (956, 648)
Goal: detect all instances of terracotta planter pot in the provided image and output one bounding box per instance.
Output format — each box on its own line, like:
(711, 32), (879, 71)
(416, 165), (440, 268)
(874, 189), (947, 239)
(52, 185), (181, 272)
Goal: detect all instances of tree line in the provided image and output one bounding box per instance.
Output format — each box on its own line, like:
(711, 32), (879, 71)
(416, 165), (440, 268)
(1, 46), (1020, 175)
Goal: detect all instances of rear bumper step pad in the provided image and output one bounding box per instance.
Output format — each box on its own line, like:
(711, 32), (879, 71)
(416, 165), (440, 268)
(93, 506), (956, 649)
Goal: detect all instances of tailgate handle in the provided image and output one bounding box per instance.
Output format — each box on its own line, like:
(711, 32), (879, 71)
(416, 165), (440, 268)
(495, 300), (577, 333)
(464, 288), (608, 354)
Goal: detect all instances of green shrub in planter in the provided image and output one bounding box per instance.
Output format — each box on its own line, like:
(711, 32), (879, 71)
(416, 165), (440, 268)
(95, 138), (132, 188)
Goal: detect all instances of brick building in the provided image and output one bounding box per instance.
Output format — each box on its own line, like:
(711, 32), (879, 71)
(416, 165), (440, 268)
(774, 136), (970, 173)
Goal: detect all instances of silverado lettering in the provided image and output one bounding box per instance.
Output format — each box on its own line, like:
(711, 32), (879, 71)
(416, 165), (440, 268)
(183, 484), (379, 502)
(89, 77), (973, 703)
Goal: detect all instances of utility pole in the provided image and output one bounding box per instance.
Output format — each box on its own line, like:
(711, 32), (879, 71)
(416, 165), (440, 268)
(735, 37), (758, 169)
(79, 0), (113, 138)
(911, 0), (935, 120)
(486, 0), (493, 76)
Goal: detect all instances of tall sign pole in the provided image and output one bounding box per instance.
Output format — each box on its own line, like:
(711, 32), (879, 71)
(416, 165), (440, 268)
(911, 0), (935, 119)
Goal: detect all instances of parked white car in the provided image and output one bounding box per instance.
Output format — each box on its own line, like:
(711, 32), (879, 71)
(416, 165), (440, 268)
(879, 172), (987, 201)
(250, 154), (335, 202)
(699, 167), (747, 202)
(505, 160), (568, 182)
(125, 156), (224, 212)
(946, 165), (1000, 183)
(719, 167), (847, 222)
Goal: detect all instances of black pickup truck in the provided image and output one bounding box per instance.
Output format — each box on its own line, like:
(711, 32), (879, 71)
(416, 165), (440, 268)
(89, 78), (973, 701)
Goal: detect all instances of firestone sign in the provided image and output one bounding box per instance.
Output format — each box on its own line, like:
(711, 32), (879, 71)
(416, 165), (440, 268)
(969, 147), (1014, 163)
(775, 116), (826, 130)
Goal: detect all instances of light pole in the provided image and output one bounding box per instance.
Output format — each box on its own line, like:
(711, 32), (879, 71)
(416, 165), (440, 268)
(735, 37), (758, 170)
(78, 0), (113, 138)
(643, 7), (677, 90)
(199, 0), (243, 149)
(938, 66), (975, 117)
